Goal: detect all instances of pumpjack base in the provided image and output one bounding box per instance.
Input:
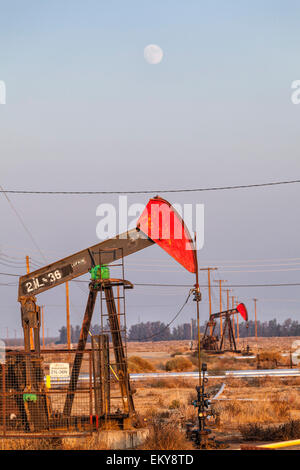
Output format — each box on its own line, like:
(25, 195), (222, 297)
(203, 349), (242, 354)
(91, 414), (133, 431)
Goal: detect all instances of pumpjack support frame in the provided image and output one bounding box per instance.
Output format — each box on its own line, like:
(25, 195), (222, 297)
(201, 308), (242, 353)
(18, 245), (135, 432)
(15, 197), (200, 433)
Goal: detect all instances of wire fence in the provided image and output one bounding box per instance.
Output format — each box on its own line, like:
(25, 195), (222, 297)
(0, 349), (95, 438)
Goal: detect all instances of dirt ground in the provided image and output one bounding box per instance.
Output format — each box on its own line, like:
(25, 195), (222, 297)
(127, 337), (300, 449)
(2, 336), (300, 450)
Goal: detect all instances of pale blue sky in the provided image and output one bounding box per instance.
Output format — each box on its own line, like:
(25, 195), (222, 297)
(0, 1), (300, 337)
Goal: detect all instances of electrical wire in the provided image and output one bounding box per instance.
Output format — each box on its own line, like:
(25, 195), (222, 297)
(0, 258), (24, 265)
(0, 187), (86, 318)
(126, 260), (300, 268)
(2, 247), (300, 268)
(0, 184), (47, 262)
(1, 179), (300, 195)
(129, 290), (192, 342)
(0, 272), (19, 277)
(1, 271), (300, 288)
(0, 260), (28, 269)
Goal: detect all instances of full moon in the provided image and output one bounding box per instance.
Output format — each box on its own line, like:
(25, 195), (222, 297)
(144, 44), (164, 64)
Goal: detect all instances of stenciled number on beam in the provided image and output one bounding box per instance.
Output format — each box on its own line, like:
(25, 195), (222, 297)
(25, 270), (63, 294)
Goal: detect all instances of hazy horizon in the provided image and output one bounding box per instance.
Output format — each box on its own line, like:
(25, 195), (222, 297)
(1, 0), (300, 338)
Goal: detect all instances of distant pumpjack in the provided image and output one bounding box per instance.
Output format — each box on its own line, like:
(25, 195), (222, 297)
(201, 303), (248, 353)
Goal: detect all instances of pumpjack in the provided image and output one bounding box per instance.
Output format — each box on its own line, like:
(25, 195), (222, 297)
(11, 196), (199, 433)
(201, 303), (248, 353)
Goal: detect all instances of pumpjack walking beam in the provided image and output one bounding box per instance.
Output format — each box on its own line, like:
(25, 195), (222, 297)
(18, 229), (153, 303)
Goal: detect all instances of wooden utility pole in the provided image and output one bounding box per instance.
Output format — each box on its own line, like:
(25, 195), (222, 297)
(194, 234), (202, 388)
(41, 305), (45, 348)
(254, 298), (258, 340)
(26, 255), (34, 350)
(190, 318), (193, 349)
(66, 282), (71, 350)
(231, 296), (235, 338)
(117, 285), (121, 327)
(226, 288), (231, 310)
(199, 267), (218, 334)
(26, 255), (30, 275)
(216, 280), (227, 337)
(235, 299), (239, 346)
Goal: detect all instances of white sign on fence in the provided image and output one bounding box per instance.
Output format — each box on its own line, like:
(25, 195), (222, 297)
(49, 362), (70, 378)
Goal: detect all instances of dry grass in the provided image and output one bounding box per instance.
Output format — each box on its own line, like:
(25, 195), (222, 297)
(257, 351), (282, 362)
(0, 438), (63, 451)
(239, 420), (300, 441)
(141, 378), (197, 389)
(170, 346), (190, 357)
(3, 338), (300, 449)
(0, 435), (110, 451)
(128, 356), (156, 373)
(139, 417), (194, 450)
(215, 398), (290, 426)
(165, 356), (193, 372)
(63, 435), (110, 450)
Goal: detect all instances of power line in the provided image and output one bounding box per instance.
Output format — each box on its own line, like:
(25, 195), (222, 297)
(126, 260), (300, 268)
(74, 280), (300, 288)
(1, 270), (300, 288)
(1, 179), (300, 195)
(2, 244), (300, 266)
(0, 272), (19, 277)
(134, 282), (300, 288)
(130, 291), (192, 342)
(0, 184), (47, 262)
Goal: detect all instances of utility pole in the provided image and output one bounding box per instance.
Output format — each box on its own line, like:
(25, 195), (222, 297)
(235, 298), (239, 346)
(226, 288), (231, 310)
(117, 285), (121, 327)
(41, 305), (45, 348)
(199, 267), (218, 335)
(194, 235), (202, 388)
(231, 296), (235, 338)
(26, 255), (35, 350)
(65, 282), (71, 350)
(26, 255), (30, 275)
(216, 280), (227, 337)
(254, 298), (258, 340)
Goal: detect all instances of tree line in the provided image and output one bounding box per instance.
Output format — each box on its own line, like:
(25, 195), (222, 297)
(57, 317), (300, 343)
